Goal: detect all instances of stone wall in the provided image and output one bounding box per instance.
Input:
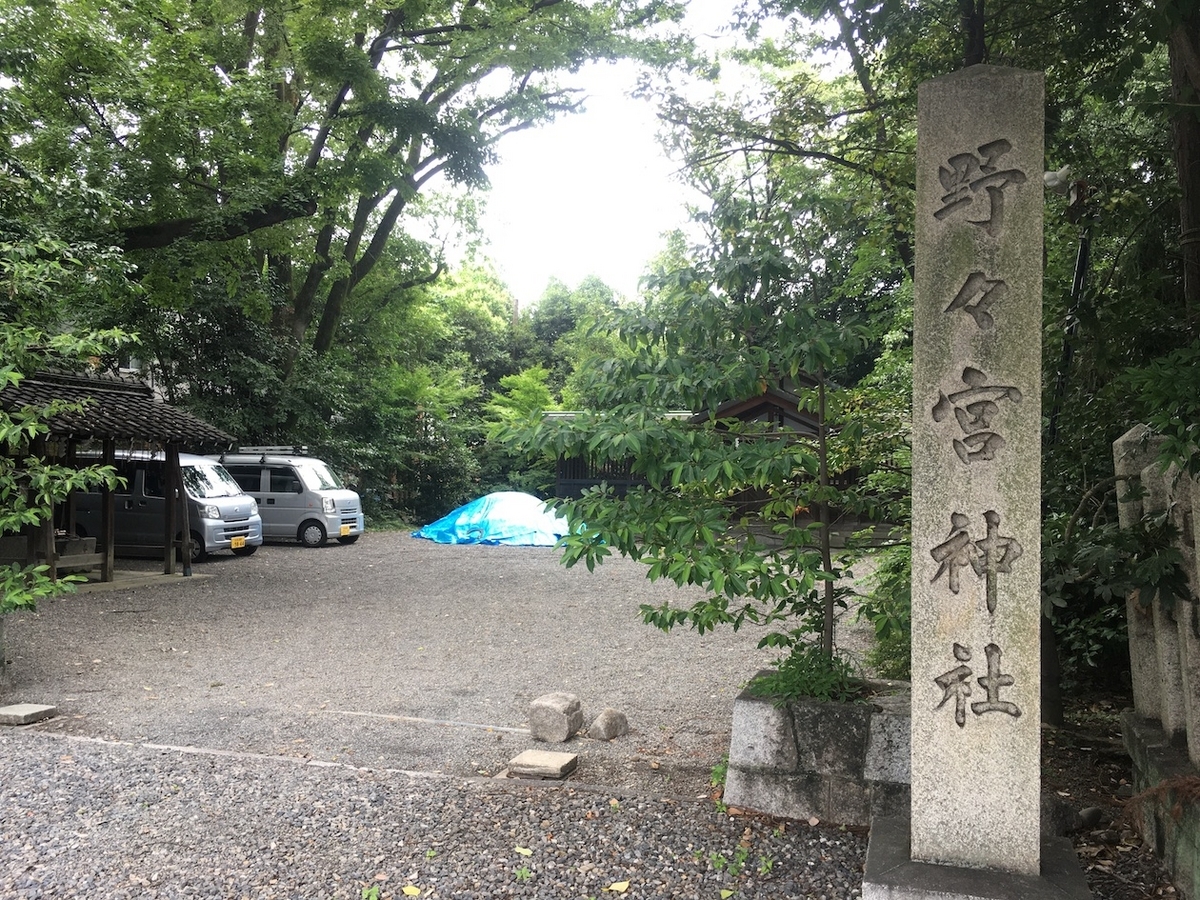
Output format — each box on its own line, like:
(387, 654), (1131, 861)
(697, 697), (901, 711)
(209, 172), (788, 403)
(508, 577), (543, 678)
(1113, 424), (1200, 900)
(1113, 425), (1200, 762)
(723, 678), (911, 827)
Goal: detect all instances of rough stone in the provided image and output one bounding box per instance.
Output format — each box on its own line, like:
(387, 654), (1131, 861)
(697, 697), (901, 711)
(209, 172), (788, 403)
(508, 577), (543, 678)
(506, 749), (578, 779)
(588, 708), (628, 741)
(528, 691), (583, 743)
(1122, 709), (1199, 900)
(1040, 794), (1081, 838)
(727, 686), (799, 772)
(865, 706), (912, 784)
(863, 816), (1093, 900)
(0, 703), (57, 725)
(724, 678), (911, 827)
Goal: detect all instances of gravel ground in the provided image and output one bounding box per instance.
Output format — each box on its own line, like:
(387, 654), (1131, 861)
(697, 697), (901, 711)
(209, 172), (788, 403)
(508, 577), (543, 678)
(0, 732), (865, 899)
(0, 531), (870, 898)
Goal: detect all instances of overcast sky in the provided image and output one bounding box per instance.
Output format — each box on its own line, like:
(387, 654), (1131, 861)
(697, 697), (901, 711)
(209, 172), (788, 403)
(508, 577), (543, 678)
(478, 62), (687, 310)
(474, 2), (750, 310)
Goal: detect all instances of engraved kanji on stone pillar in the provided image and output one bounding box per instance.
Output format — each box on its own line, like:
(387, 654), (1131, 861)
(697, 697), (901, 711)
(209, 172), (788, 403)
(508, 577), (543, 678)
(911, 66), (1043, 877)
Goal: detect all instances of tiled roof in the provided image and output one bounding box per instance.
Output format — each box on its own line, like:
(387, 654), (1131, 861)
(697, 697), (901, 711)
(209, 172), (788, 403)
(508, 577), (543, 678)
(0, 371), (233, 446)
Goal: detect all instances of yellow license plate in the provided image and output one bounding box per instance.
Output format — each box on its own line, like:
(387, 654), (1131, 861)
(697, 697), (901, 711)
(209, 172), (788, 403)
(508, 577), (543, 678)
(231, 536), (246, 549)
(339, 525), (351, 536)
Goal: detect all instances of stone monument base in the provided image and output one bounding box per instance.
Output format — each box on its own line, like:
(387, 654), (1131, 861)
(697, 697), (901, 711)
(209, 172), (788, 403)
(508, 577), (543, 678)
(862, 816), (1092, 900)
(1122, 710), (1198, 900)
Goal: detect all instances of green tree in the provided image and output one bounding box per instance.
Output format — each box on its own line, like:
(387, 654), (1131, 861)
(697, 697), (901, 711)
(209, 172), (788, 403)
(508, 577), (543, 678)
(519, 276), (623, 396)
(0, 133), (130, 610)
(2, 0), (692, 517)
(1, 328), (125, 615)
(498, 56), (912, 692)
(479, 366), (558, 494)
(4, 0), (686, 376)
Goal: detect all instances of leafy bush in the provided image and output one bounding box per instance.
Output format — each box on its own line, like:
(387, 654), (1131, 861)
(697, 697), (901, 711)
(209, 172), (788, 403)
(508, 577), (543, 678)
(1042, 508), (1190, 689)
(855, 542), (912, 680)
(1126, 340), (1200, 475)
(0, 327), (127, 615)
(747, 643), (862, 704)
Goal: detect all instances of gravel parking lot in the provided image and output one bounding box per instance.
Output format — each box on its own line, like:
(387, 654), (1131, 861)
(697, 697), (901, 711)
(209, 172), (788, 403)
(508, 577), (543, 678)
(0, 531), (872, 899)
(3, 531), (796, 791)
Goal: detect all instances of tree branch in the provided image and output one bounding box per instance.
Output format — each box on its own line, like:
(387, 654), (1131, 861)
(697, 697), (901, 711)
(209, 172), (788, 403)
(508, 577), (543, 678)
(118, 192), (317, 251)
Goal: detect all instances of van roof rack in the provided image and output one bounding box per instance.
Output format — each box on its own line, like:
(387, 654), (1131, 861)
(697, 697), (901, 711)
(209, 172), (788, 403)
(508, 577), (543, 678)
(237, 445), (309, 455)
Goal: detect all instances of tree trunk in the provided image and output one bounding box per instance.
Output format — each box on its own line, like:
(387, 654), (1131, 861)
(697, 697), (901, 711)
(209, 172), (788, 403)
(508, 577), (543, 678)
(817, 371), (835, 658)
(1169, 20), (1200, 334)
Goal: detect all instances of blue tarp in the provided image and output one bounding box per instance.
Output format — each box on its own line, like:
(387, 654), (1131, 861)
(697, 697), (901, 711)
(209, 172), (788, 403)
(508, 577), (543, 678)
(411, 491), (568, 546)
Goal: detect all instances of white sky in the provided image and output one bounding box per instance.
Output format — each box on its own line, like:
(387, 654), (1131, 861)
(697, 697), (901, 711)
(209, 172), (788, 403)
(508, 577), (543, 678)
(476, 2), (751, 310)
(479, 61), (687, 309)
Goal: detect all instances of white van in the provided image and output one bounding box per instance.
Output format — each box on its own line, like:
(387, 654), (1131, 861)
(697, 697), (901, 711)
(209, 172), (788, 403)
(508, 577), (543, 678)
(74, 451), (263, 561)
(212, 447), (365, 547)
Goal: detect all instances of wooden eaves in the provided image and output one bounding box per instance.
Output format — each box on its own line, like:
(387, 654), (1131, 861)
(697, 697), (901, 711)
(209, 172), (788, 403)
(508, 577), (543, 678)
(0, 370), (233, 582)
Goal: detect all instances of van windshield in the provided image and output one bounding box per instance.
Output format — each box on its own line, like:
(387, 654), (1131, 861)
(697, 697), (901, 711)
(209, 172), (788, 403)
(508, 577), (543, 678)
(182, 462), (246, 499)
(296, 461), (344, 490)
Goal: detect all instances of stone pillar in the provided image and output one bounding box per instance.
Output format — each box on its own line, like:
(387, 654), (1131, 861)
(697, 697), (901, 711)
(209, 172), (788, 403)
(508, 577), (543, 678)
(1188, 481), (1200, 767)
(909, 66), (1044, 876)
(1113, 425), (1167, 721)
(1143, 465), (1189, 742)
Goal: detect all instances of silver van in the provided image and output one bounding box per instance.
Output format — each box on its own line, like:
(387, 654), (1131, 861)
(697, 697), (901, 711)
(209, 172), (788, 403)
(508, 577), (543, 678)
(213, 448), (365, 547)
(74, 451), (263, 561)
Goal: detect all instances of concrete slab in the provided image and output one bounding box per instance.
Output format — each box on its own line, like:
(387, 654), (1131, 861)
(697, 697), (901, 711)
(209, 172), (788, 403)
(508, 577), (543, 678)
(862, 816), (1091, 900)
(0, 703), (57, 725)
(507, 749), (578, 779)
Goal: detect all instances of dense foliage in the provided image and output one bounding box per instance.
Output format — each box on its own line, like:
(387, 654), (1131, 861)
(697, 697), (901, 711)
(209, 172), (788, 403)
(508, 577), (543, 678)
(3, 0), (1199, 695)
(0, 0), (687, 521)
(0, 146), (128, 612)
(505, 0), (1200, 695)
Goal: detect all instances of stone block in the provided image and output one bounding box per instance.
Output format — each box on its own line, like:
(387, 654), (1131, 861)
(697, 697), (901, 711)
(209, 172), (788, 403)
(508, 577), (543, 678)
(790, 695), (872, 780)
(911, 64), (1044, 876)
(870, 780), (912, 820)
(588, 708), (628, 741)
(1114, 426), (1169, 722)
(1112, 424), (1163, 527)
(724, 679), (912, 826)
(865, 707), (911, 783)
(507, 749), (578, 779)
(863, 816), (1092, 900)
(528, 691), (583, 743)
(823, 774), (872, 825)
(724, 768), (824, 821)
(0, 703), (57, 725)
(727, 688), (798, 772)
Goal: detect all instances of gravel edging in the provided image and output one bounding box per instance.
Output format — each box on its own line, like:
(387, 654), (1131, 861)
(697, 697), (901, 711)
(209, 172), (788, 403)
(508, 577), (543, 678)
(1, 730), (867, 899)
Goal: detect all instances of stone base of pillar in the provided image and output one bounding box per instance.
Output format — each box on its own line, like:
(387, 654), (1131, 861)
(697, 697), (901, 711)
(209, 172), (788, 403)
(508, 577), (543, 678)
(862, 816), (1092, 900)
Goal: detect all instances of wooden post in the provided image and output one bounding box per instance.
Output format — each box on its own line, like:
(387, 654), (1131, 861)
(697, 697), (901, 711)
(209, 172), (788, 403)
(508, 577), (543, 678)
(163, 445), (178, 575)
(101, 440), (115, 582)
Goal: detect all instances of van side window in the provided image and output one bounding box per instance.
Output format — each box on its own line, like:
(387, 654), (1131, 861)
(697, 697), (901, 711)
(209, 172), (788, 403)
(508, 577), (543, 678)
(113, 461), (133, 494)
(143, 465), (165, 498)
(226, 467), (262, 493)
(268, 467), (300, 493)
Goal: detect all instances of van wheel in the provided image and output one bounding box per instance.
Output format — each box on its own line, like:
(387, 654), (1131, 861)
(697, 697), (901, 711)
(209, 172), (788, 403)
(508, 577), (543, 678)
(337, 534), (360, 545)
(232, 544), (258, 557)
(299, 520), (326, 547)
(177, 531), (208, 563)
